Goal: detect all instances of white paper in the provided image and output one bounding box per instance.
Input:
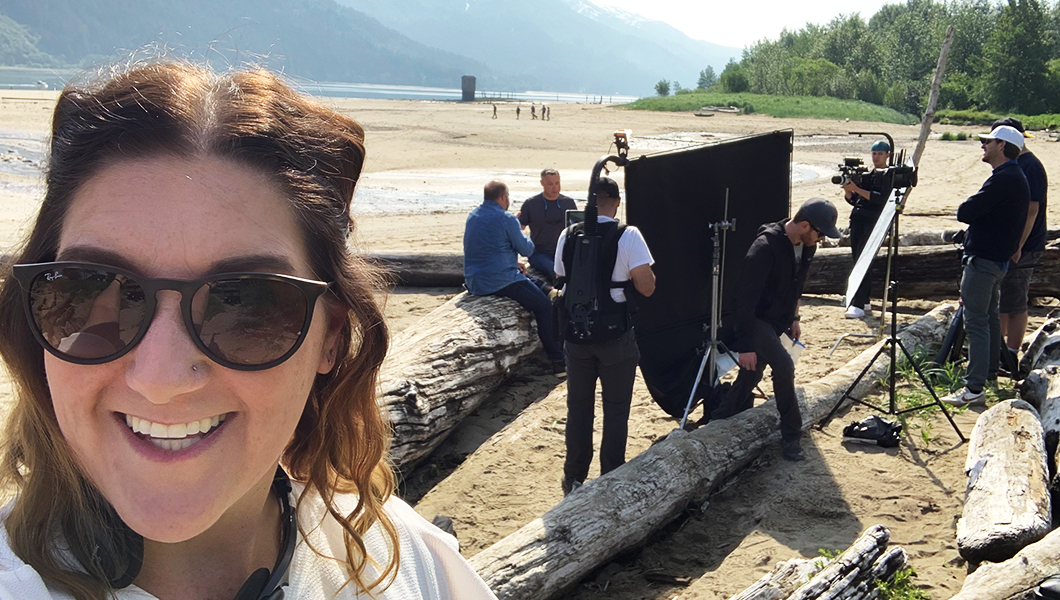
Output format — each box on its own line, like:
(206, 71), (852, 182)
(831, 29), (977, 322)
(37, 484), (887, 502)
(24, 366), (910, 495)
(780, 333), (806, 365)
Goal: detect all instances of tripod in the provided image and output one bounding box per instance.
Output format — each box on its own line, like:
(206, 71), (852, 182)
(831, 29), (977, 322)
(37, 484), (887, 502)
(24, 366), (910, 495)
(821, 192), (966, 442)
(679, 192), (738, 430)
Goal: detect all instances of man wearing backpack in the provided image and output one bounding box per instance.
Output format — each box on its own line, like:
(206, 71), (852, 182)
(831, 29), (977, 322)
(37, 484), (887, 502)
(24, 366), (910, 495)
(710, 198), (842, 462)
(554, 176), (655, 496)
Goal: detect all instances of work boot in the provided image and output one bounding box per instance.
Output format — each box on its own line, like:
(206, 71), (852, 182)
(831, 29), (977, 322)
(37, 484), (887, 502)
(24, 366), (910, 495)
(781, 438), (806, 462)
(551, 361), (567, 376)
(561, 476), (583, 497)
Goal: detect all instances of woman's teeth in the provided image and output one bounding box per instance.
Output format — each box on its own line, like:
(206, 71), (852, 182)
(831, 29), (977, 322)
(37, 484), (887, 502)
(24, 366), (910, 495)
(124, 414), (226, 451)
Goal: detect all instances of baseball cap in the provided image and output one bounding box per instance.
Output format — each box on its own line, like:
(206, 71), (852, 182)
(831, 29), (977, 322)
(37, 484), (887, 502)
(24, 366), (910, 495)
(595, 176), (620, 199)
(797, 198), (842, 238)
(979, 125), (1025, 149)
(871, 140), (891, 152)
(991, 117), (1033, 138)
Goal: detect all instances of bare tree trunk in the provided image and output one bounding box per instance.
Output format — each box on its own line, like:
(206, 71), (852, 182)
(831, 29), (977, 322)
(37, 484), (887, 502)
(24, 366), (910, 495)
(957, 400), (1052, 565)
(468, 305), (954, 600)
(379, 293), (541, 470)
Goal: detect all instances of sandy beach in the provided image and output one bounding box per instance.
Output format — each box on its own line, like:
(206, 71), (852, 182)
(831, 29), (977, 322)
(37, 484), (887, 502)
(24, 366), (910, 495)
(2, 90), (1058, 599)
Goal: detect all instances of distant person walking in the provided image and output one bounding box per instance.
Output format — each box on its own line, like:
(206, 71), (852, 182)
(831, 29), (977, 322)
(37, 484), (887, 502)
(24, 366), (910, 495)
(531, 104), (537, 120)
(516, 106), (521, 120)
(546, 106), (551, 120)
(492, 103), (497, 119)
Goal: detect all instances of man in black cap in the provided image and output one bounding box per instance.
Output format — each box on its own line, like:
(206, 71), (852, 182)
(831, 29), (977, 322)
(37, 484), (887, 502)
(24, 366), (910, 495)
(991, 118), (1048, 365)
(710, 198), (842, 461)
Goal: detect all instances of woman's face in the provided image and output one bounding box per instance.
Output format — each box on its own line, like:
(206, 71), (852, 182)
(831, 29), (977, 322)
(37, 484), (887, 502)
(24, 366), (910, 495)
(47, 156), (342, 543)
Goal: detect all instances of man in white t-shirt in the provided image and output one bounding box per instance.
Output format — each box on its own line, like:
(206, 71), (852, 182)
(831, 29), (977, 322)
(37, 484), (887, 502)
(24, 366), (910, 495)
(553, 176), (655, 496)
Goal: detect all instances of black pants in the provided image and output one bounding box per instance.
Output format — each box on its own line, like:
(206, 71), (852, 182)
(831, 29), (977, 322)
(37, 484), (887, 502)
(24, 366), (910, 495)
(710, 318), (802, 442)
(563, 330), (640, 484)
(493, 276), (564, 363)
(849, 218), (878, 307)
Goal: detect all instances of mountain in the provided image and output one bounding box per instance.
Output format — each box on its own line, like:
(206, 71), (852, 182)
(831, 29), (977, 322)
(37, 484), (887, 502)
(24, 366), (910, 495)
(0, 0), (490, 87)
(333, 0), (740, 95)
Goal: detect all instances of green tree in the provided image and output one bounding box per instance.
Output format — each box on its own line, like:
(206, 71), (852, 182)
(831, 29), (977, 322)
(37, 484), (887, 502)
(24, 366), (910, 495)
(654, 79), (671, 96)
(697, 66), (717, 89)
(980, 0), (1050, 113)
(718, 58), (750, 92)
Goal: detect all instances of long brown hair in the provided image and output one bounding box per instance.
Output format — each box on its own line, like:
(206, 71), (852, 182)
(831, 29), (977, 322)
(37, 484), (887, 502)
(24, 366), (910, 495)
(0, 61), (398, 599)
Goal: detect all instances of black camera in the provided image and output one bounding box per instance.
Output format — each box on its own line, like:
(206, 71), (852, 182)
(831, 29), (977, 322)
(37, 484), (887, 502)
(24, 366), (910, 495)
(879, 162), (917, 190)
(831, 157), (868, 187)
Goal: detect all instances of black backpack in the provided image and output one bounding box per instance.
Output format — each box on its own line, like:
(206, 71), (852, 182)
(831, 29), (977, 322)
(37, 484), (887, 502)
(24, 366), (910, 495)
(556, 220), (633, 344)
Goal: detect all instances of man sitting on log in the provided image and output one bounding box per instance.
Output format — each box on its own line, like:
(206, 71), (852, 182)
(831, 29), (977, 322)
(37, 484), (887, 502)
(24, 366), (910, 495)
(464, 179), (566, 375)
(710, 198), (842, 462)
(554, 176), (655, 495)
(943, 125), (1030, 407)
(517, 168), (577, 280)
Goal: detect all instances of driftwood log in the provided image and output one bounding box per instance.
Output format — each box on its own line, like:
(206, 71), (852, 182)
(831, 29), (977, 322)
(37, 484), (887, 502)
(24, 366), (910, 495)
(947, 528), (1060, 600)
(467, 304), (954, 600)
(723, 526), (907, 600)
(786, 525), (907, 600)
(378, 293), (540, 470)
(367, 245), (1060, 299)
(957, 399), (1051, 565)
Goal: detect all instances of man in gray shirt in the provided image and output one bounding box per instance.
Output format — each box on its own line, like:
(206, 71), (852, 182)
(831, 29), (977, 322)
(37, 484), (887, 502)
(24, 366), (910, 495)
(518, 168), (577, 280)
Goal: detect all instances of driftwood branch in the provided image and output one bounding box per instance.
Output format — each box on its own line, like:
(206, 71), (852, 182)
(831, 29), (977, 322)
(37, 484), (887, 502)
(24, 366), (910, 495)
(468, 304), (954, 600)
(957, 400), (1051, 565)
(378, 293), (540, 470)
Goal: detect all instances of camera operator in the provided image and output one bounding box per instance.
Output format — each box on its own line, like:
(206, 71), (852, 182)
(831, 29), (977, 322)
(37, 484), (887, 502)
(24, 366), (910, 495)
(943, 125), (1030, 407)
(710, 198), (842, 461)
(841, 140), (894, 319)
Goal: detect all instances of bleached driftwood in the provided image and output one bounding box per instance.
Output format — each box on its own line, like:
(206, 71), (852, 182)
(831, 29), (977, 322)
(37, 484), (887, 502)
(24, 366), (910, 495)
(726, 558), (824, 600)
(957, 399), (1051, 565)
(786, 525), (906, 600)
(947, 528), (1060, 600)
(1019, 318), (1060, 388)
(378, 293), (540, 470)
(468, 304), (954, 600)
(368, 254), (463, 287)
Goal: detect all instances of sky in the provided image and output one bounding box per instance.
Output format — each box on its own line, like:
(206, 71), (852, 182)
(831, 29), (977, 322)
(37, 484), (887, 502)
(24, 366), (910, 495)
(589, 0), (892, 49)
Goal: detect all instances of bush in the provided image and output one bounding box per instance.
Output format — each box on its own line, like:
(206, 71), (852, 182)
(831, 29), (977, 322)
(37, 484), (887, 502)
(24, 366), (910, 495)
(940, 131), (955, 140)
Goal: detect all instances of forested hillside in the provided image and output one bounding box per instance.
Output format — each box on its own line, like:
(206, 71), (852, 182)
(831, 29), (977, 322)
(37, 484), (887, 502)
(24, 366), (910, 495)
(710, 0), (1059, 115)
(0, 0), (489, 87)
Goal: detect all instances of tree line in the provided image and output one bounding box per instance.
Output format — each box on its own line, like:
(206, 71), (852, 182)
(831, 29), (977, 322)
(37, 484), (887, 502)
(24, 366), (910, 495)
(656, 0), (1060, 117)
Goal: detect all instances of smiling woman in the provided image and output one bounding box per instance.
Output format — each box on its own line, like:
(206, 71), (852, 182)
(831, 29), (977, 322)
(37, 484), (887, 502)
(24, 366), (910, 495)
(0, 62), (497, 600)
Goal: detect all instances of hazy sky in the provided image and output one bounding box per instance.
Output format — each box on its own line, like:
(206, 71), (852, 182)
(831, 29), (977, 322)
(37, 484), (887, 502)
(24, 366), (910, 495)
(590, 0), (891, 49)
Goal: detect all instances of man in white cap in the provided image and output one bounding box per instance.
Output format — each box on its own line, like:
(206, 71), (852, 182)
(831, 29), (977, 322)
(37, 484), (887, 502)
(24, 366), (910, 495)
(943, 125), (1030, 407)
(710, 198), (842, 461)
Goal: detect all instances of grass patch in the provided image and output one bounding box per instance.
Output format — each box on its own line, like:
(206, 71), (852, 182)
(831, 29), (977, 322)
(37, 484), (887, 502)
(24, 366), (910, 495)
(939, 131), (968, 141)
(877, 566), (932, 600)
(625, 92), (918, 125)
(936, 109), (1060, 131)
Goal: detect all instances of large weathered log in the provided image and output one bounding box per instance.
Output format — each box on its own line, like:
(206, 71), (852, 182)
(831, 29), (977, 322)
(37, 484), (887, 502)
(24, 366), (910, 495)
(368, 254), (464, 287)
(957, 399), (1051, 564)
(468, 304), (954, 600)
(804, 245), (1060, 299)
(947, 528), (1060, 600)
(1020, 318), (1060, 385)
(378, 293), (540, 470)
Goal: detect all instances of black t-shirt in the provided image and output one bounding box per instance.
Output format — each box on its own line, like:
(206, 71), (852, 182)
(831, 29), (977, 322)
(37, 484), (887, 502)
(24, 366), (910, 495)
(849, 170), (893, 224)
(1019, 152), (1048, 253)
(957, 160), (1030, 262)
(518, 193), (578, 255)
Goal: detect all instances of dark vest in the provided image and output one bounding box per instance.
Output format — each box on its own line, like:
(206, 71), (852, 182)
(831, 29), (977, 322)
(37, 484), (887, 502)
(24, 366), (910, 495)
(558, 220), (632, 344)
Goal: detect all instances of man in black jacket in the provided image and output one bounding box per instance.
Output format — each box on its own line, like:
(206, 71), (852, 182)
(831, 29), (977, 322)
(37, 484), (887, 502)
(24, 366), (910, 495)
(710, 198), (842, 461)
(943, 125), (1030, 407)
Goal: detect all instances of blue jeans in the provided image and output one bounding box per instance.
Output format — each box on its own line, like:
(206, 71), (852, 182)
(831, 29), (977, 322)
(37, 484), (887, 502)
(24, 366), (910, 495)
(961, 256), (1007, 392)
(528, 250), (557, 281)
(493, 276), (564, 363)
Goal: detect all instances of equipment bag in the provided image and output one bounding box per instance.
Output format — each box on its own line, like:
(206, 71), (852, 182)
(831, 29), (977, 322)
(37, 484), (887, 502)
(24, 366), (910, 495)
(557, 220), (631, 344)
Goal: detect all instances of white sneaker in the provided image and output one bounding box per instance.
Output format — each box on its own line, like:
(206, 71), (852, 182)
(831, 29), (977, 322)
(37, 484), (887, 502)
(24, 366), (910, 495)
(941, 388), (986, 407)
(844, 305), (865, 319)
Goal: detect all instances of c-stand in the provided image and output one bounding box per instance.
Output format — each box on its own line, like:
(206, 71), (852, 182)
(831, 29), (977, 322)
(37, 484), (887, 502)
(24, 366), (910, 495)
(679, 190), (739, 430)
(821, 187), (966, 442)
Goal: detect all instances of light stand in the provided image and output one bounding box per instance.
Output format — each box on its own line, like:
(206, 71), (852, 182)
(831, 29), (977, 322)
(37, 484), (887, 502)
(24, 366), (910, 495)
(821, 188), (966, 442)
(679, 190), (738, 430)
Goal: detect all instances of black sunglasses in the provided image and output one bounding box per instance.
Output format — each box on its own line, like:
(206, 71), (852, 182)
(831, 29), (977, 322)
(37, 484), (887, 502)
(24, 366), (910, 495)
(13, 262), (330, 371)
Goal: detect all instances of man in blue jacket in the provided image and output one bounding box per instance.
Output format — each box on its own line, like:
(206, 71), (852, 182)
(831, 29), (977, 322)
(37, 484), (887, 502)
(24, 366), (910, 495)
(464, 180), (566, 374)
(944, 125), (1030, 406)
